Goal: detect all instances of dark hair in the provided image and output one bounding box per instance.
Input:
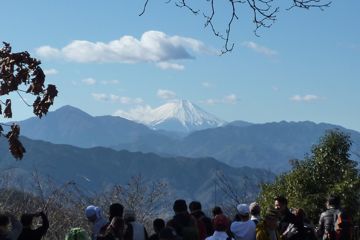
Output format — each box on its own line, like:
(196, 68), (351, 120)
(189, 201), (202, 212)
(0, 214), (9, 226)
(109, 203), (124, 219)
(153, 218), (165, 233)
(327, 195), (340, 208)
(214, 223), (227, 232)
(250, 205), (261, 216)
(21, 214), (34, 226)
(274, 196), (288, 206)
(173, 199), (187, 213)
(212, 206), (223, 216)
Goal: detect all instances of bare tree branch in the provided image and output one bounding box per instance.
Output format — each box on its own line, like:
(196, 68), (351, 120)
(174, 0), (200, 15)
(139, 0), (150, 16)
(139, 0), (332, 53)
(288, 0), (332, 10)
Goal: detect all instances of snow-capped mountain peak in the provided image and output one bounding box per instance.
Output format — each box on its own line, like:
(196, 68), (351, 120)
(119, 99), (226, 132)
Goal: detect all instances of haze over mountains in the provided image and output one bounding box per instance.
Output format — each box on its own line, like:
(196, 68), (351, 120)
(0, 137), (274, 205)
(14, 104), (360, 172)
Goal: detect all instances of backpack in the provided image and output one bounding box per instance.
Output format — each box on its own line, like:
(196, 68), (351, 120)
(334, 210), (352, 240)
(195, 216), (207, 240)
(323, 209), (352, 240)
(181, 226), (199, 240)
(169, 214), (199, 240)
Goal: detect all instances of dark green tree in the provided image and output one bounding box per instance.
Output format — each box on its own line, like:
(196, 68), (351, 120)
(258, 129), (360, 222)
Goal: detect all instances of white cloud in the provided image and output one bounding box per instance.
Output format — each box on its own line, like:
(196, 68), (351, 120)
(201, 94), (238, 105)
(156, 62), (185, 70)
(82, 78), (97, 85)
(242, 41), (278, 57)
(92, 93), (108, 101)
(44, 68), (58, 75)
(223, 94), (237, 104)
(92, 93), (143, 104)
(114, 105), (154, 122)
(36, 46), (61, 58)
(290, 94), (320, 102)
(36, 31), (211, 70)
(202, 82), (213, 88)
(272, 86), (279, 91)
(202, 99), (218, 105)
(101, 80), (120, 85)
(157, 89), (177, 100)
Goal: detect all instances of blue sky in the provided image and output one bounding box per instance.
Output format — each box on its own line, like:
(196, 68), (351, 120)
(1, 1), (359, 131)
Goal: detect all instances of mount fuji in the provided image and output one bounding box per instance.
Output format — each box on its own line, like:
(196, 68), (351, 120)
(120, 100), (226, 132)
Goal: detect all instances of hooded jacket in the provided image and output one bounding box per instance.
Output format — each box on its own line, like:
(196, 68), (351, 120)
(230, 220), (256, 240)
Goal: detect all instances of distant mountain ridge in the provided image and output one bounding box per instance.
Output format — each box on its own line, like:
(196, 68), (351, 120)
(15, 105), (161, 148)
(12, 105), (360, 172)
(115, 121), (360, 172)
(0, 137), (275, 205)
(118, 100), (226, 132)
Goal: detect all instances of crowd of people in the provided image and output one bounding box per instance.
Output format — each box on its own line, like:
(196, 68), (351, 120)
(0, 195), (354, 240)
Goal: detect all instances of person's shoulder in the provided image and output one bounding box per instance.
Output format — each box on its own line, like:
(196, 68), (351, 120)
(167, 218), (176, 227)
(249, 219), (256, 228)
(205, 236), (214, 240)
(230, 221), (239, 231)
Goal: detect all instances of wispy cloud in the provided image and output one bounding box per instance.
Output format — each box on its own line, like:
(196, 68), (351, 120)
(100, 80), (120, 85)
(92, 93), (143, 104)
(337, 42), (360, 51)
(202, 82), (213, 88)
(36, 46), (61, 58)
(201, 94), (238, 105)
(272, 86), (279, 91)
(223, 94), (237, 104)
(290, 94), (321, 102)
(157, 89), (177, 100)
(82, 78), (97, 85)
(36, 31), (212, 70)
(113, 105), (154, 122)
(242, 41), (278, 57)
(44, 68), (58, 75)
(156, 62), (185, 71)
(92, 93), (108, 101)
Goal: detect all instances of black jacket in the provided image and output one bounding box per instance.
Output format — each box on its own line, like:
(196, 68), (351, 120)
(18, 213), (49, 240)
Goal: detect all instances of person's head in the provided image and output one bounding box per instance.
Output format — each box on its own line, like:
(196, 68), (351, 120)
(212, 206), (223, 217)
(236, 203), (250, 221)
(123, 210), (136, 223)
(327, 195), (340, 209)
(65, 227), (90, 240)
(85, 205), (101, 223)
(213, 214), (229, 232)
(109, 203), (124, 220)
(0, 214), (9, 232)
(264, 208), (280, 231)
(292, 208), (305, 223)
(153, 218), (165, 234)
(189, 201), (202, 213)
(173, 199), (187, 214)
(159, 227), (179, 240)
(249, 202), (261, 217)
(21, 213), (34, 227)
(274, 196), (288, 214)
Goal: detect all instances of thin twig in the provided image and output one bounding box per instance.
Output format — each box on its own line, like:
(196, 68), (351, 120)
(139, 0), (150, 16)
(16, 90), (32, 107)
